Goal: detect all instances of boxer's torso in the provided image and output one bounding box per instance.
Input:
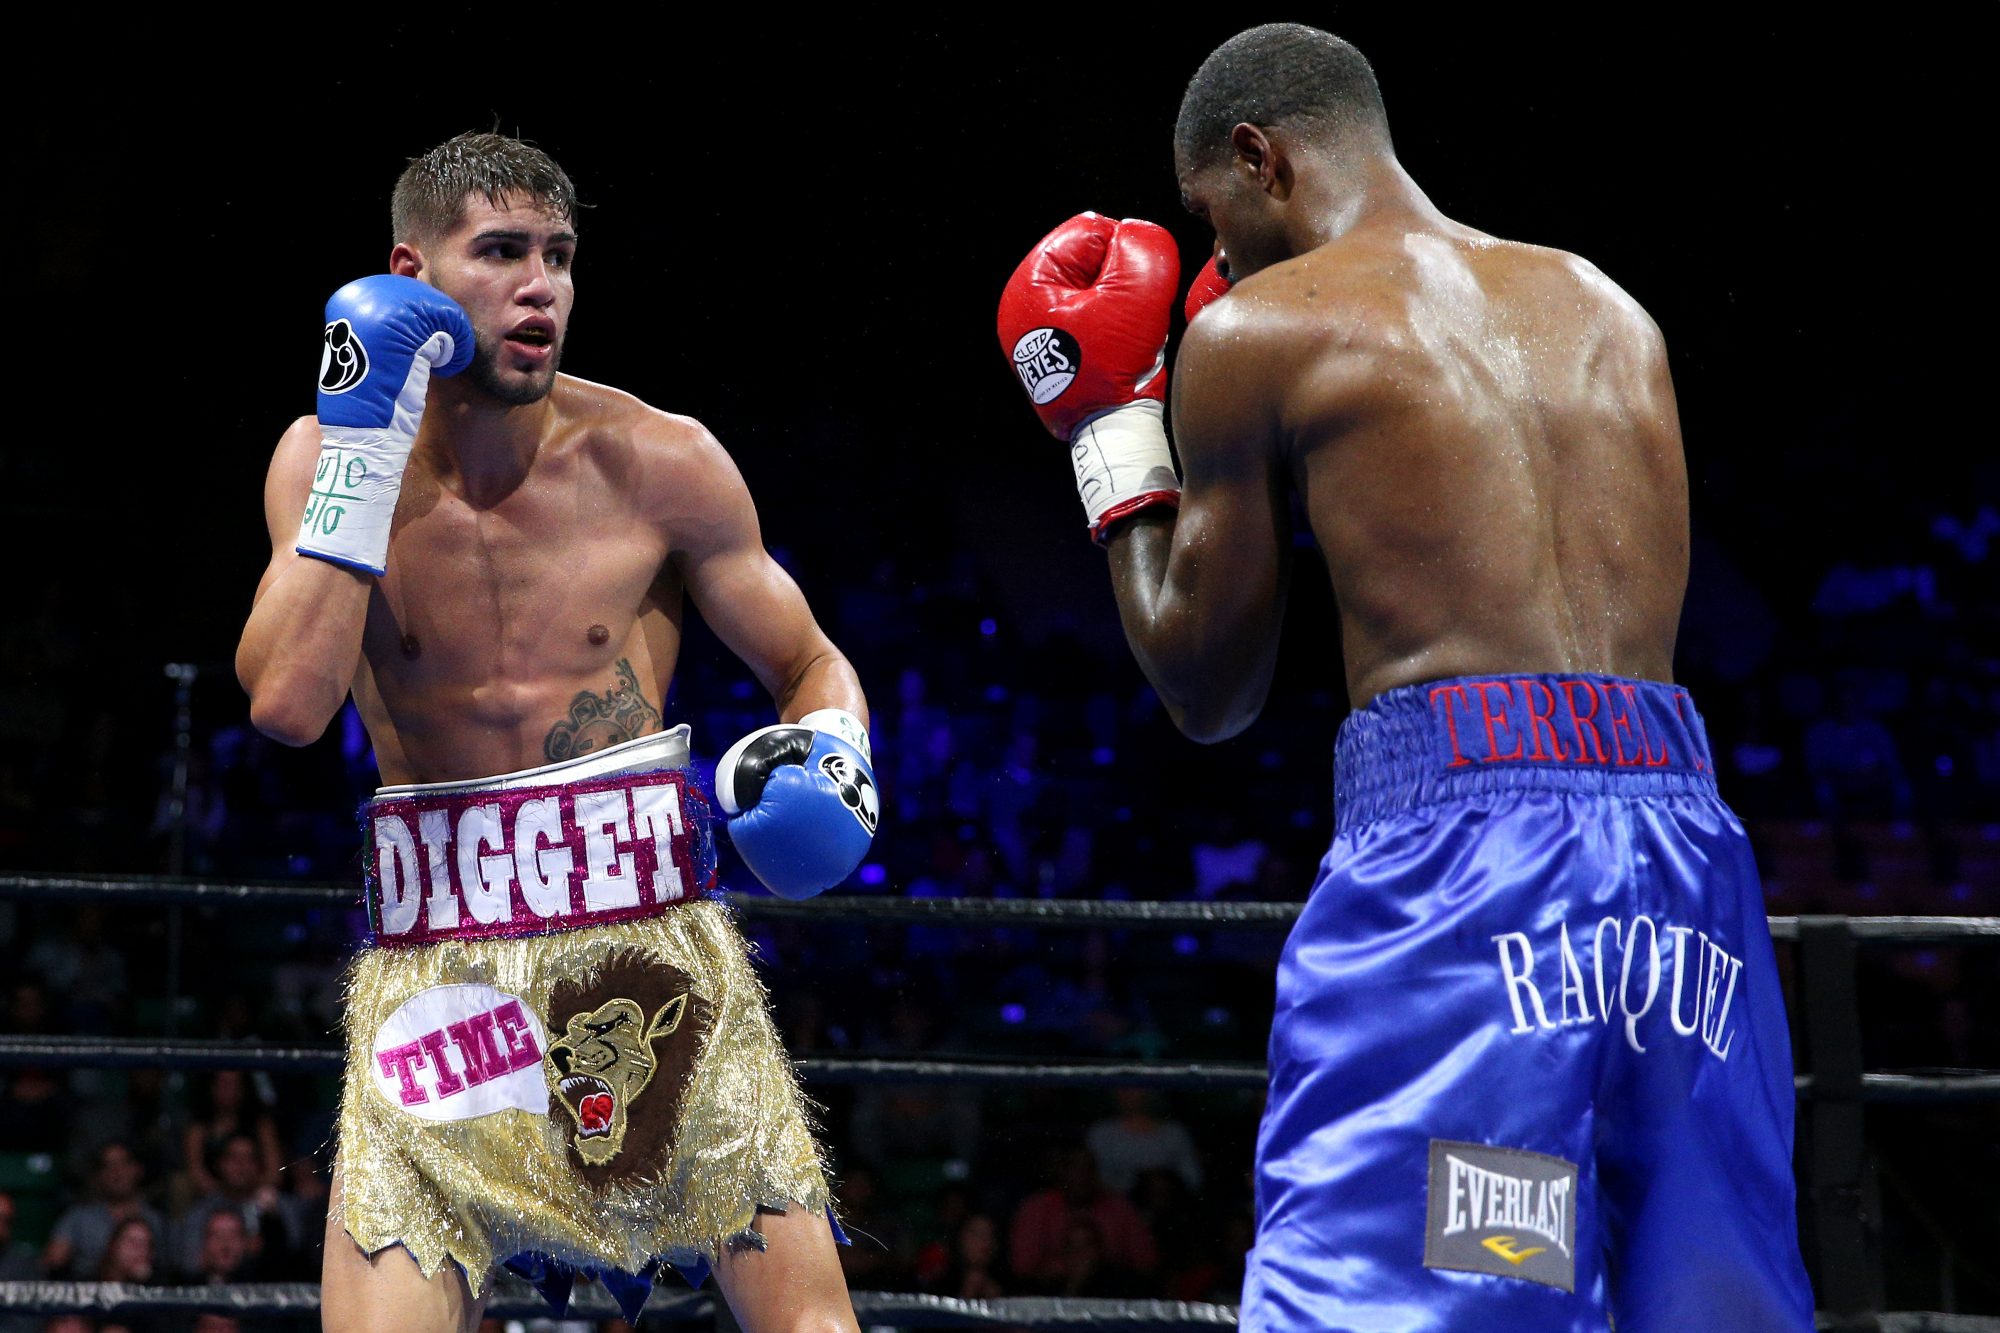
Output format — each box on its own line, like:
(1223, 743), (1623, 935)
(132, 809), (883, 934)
(337, 375), (693, 785)
(1203, 219), (1688, 707)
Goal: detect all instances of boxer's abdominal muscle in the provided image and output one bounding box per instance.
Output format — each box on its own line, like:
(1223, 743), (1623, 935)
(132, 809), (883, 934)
(348, 457), (682, 786)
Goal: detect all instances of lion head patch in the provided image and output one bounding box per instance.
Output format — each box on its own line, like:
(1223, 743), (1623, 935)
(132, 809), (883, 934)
(542, 959), (711, 1181)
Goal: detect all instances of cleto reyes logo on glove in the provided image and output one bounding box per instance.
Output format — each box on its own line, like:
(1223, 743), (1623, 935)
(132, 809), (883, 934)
(320, 318), (370, 395)
(1010, 327), (1082, 405)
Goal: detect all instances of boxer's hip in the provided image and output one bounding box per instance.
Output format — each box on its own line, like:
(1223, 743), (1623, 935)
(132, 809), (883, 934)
(335, 729), (828, 1293)
(1332, 671), (1720, 835)
(1242, 674), (1812, 1328)
(361, 726), (717, 947)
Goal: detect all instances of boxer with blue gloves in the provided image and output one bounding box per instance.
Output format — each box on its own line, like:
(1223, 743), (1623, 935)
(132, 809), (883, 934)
(236, 132), (868, 1333)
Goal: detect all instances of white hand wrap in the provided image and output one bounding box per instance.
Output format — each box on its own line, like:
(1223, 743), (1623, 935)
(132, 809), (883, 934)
(798, 707), (872, 763)
(294, 331), (454, 577)
(1068, 400), (1180, 544)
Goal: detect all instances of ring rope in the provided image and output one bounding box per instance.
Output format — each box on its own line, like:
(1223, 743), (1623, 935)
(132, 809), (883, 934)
(2, 874), (1997, 941)
(0, 1036), (1994, 1102)
(0, 1282), (1992, 1331)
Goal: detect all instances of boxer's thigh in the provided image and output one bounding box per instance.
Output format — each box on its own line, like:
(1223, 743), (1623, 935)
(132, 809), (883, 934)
(320, 1162), (484, 1333)
(1244, 792), (1620, 1333)
(1595, 796), (1815, 1332)
(711, 1205), (859, 1333)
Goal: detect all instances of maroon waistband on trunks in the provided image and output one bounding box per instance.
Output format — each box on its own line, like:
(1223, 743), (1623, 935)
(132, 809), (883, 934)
(362, 768), (718, 947)
(1333, 673), (1719, 835)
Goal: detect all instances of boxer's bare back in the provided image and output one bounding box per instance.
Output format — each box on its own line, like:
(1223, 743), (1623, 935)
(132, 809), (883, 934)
(237, 193), (860, 1333)
(1110, 140), (1688, 734)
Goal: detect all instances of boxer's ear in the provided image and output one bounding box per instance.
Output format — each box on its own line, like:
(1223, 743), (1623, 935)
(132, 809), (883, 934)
(1230, 123), (1293, 203)
(390, 241), (424, 279)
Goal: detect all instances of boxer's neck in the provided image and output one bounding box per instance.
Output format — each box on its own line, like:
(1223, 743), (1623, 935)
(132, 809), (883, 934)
(417, 390), (556, 504)
(1288, 152), (1446, 258)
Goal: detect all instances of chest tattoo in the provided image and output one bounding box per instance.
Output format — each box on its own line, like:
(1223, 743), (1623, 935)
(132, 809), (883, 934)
(544, 658), (664, 761)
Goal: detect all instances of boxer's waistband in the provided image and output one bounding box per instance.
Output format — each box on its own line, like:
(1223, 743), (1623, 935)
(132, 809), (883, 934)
(362, 727), (717, 947)
(1333, 673), (1718, 836)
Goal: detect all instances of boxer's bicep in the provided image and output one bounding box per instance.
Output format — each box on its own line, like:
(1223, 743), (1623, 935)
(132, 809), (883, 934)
(1113, 321), (1290, 740)
(669, 431), (850, 713)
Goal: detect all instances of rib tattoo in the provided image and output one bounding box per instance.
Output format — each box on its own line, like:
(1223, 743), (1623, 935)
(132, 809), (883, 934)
(544, 658), (664, 761)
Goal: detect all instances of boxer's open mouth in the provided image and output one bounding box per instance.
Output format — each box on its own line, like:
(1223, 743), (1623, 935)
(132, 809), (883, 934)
(558, 1074), (616, 1136)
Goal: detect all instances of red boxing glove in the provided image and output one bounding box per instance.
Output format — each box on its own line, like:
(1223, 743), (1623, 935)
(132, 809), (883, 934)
(998, 213), (1183, 542)
(1184, 254), (1233, 324)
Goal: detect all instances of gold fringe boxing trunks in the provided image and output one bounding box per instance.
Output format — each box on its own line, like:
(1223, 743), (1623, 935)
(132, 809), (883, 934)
(335, 727), (832, 1319)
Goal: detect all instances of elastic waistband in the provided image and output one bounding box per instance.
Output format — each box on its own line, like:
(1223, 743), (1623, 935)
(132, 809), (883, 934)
(1333, 673), (1717, 835)
(362, 727), (716, 947)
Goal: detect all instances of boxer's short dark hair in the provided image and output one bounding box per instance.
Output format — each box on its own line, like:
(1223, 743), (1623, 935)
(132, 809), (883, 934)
(1175, 24), (1389, 169)
(392, 131), (578, 244)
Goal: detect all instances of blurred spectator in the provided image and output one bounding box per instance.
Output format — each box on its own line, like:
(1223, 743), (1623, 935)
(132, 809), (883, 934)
(849, 995), (981, 1173)
(0, 1067), (65, 1157)
(925, 1212), (1007, 1302)
(89, 1219), (177, 1333)
(1008, 1147), (1156, 1291)
(1084, 1090), (1202, 1195)
(181, 1073), (282, 1199)
(1805, 679), (1915, 821)
(171, 1135), (288, 1280)
(0, 1191), (38, 1333)
(94, 1216), (156, 1282)
(270, 1156), (329, 1281)
(829, 1163), (909, 1291)
(22, 907), (127, 1033)
(41, 1142), (163, 1280)
(1049, 1215), (1140, 1298)
(187, 1210), (248, 1286)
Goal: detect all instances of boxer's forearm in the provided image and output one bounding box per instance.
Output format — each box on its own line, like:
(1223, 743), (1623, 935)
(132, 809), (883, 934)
(236, 558), (372, 746)
(1107, 510), (1281, 743)
(774, 646), (868, 730)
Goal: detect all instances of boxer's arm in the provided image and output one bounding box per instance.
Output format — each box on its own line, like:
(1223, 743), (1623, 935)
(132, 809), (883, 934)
(663, 421), (868, 728)
(1104, 310), (1291, 742)
(234, 416), (373, 746)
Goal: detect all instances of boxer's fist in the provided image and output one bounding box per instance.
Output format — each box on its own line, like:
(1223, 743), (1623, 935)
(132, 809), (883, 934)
(997, 213), (1179, 439)
(997, 214), (1183, 543)
(716, 712), (877, 900)
(1184, 255), (1232, 324)
(297, 276), (474, 575)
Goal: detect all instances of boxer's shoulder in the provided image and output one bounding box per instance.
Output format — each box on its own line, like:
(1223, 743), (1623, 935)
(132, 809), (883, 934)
(1175, 249), (1404, 438)
(550, 375), (748, 521)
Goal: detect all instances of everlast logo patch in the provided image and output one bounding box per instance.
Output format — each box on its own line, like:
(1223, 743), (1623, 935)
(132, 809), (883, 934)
(1425, 1140), (1577, 1292)
(320, 318), (368, 394)
(1011, 327), (1080, 404)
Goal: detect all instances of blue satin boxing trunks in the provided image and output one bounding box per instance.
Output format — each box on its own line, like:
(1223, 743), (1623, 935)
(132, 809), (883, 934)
(1243, 673), (1815, 1332)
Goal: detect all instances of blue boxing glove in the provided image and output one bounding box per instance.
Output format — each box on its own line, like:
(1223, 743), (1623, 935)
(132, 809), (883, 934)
(715, 709), (878, 899)
(296, 275), (474, 575)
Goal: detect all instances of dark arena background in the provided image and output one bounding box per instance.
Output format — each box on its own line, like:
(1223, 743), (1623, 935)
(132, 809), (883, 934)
(7, 13), (1995, 1332)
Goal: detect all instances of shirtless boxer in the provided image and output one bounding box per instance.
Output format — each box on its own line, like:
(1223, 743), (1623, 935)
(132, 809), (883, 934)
(237, 133), (869, 1333)
(998, 25), (1814, 1333)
